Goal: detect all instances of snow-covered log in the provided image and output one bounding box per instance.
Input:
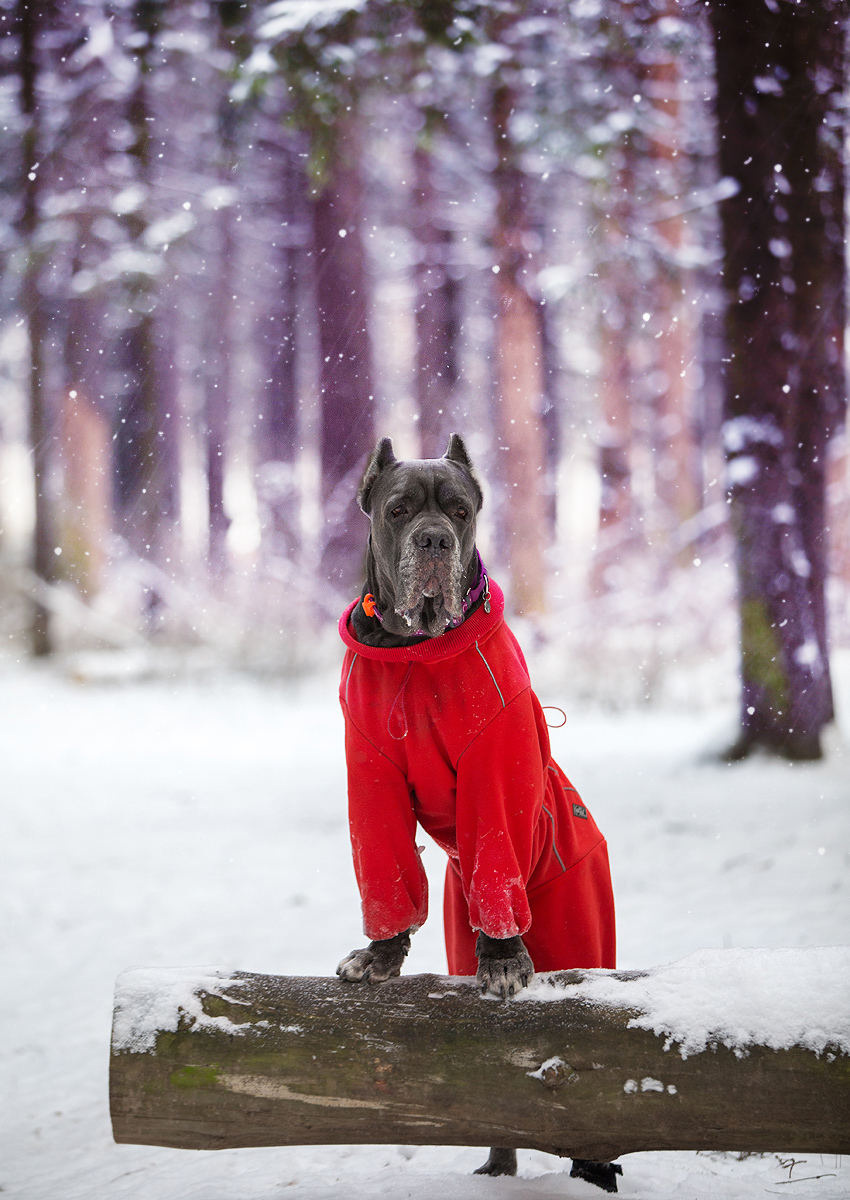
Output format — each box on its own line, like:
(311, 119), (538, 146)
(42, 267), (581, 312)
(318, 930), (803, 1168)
(110, 949), (850, 1161)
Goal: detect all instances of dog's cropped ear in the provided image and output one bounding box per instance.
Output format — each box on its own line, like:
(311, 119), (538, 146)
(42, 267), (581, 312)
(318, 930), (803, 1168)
(358, 437), (397, 514)
(444, 433), (483, 512)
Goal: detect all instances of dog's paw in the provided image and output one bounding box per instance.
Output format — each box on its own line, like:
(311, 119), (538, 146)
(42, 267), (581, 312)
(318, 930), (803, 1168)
(336, 947), (380, 982)
(570, 1160), (623, 1193)
(336, 930), (411, 984)
(475, 933), (534, 999)
(473, 1148), (517, 1176)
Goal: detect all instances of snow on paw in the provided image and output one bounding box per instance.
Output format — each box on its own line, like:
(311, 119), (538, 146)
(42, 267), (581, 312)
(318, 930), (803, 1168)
(336, 948), (374, 982)
(337, 931), (411, 984)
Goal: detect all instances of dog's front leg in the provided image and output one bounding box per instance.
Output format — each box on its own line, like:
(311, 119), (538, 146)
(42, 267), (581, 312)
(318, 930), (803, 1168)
(336, 930), (411, 984)
(475, 932), (534, 999)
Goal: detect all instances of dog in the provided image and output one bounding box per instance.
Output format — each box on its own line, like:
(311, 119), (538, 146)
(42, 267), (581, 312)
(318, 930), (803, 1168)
(335, 434), (621, 1192)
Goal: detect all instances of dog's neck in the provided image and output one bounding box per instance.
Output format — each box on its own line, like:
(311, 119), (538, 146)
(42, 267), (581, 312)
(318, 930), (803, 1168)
(351, 549), (485, 649)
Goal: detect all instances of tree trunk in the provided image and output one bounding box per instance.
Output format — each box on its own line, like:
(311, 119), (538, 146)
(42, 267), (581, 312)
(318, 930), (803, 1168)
(596, 155), (638, 552)
(59, 388), (112, 598)
(709, 0), (846, 759)
(17, 0), (53, 656)
(644, 20), (700, 529)
(412, 144), (459, 458)
(114, 2), (175, 580)
(490, 82), (547, 617)
(204, 192), (236, 576)
(312, 120), (375, 596)
(110, 959), (850, 1158)
(256, 127), (304, 562)
(62, 250), (113, 598)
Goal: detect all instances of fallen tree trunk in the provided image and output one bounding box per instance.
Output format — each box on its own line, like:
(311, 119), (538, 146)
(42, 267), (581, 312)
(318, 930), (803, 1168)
(110, 949), (850, 1161)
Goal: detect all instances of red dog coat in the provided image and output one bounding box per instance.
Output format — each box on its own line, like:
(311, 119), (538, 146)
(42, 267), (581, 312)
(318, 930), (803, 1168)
(338, 579), (615, 975)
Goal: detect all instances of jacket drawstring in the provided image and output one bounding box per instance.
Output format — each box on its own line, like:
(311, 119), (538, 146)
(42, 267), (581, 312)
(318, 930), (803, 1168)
(387, 663), (413, 740)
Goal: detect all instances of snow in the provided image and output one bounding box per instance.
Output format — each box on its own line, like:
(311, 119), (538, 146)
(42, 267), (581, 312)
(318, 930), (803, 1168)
(520, 947), (850, 1058)
(1, 656), (849, 1199)
(754, 76), (784, 96)
(112, 967), (251, 1053)
(769, 237), (793, 258)
(143, 211), (196, 248)
(527, 1055), (566, 1080)
(725, 455), (758, 486)
(795, 639), (822, 668)
(111, 184), (147, 215)
(112, 949), (850, 1066)
(77, 19), (115, 63)
(259, 0), (366, 41)
(721, 415), (784, 452)
(772, 502), (795, 524)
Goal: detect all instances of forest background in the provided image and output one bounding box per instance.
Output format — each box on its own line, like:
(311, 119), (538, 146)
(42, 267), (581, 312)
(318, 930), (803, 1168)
(0, 0), (847, 759)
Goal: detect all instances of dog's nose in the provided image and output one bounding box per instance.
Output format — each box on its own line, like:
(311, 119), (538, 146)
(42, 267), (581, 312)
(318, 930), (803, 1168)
(414, 528), (453, 552)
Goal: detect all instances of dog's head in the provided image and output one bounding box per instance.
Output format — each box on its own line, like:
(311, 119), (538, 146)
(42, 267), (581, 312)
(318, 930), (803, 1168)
(358, 433), (483, 638)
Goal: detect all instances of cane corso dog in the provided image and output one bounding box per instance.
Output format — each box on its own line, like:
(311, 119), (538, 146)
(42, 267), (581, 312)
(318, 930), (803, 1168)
(335, 434), (621, 1193)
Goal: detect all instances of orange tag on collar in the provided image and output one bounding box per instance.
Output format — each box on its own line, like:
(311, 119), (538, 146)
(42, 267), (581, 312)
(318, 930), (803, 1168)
(362, 593), (378, 618)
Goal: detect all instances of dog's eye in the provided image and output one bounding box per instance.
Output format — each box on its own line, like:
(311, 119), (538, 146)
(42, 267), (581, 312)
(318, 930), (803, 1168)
(456, 506), (468, 520)
(389, 505), (405, 519)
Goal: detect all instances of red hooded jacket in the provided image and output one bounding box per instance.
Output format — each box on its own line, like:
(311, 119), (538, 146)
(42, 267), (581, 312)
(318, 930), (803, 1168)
(338, 579), (615, 971)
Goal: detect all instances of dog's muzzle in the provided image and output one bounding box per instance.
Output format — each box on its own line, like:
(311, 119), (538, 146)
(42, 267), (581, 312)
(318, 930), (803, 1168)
(395, 526), (464, 636)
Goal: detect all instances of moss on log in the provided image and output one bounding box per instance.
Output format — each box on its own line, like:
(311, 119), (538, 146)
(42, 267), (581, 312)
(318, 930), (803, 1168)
(110, 962), (850, 1160)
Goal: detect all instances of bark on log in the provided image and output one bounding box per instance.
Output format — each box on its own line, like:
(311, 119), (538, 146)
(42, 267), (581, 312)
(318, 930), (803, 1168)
(110, 957), (849, 1160)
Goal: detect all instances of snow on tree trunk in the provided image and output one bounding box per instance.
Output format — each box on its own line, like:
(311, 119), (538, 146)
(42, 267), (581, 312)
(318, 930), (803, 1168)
(312, 120), (375, 596)
(491, 80), (548, 618)
(709, 0), (846, 759)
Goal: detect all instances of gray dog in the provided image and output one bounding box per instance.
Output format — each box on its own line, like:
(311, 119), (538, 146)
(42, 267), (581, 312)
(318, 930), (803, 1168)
(341, 433), (533, 995)
(335, 434), (622, 1193)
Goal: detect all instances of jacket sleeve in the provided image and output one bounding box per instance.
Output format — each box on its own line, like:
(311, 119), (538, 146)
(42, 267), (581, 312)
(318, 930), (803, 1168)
(342, 708), (428, 941)
(454, 690), (548, 939)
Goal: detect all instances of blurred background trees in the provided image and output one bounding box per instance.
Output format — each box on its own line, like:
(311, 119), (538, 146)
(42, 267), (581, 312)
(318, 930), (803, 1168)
(710, 0), (846, 759)
(0, 0), (846, 757)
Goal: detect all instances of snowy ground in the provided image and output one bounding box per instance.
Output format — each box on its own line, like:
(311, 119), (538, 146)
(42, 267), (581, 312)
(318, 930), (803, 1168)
(1, 651), (848, 1199)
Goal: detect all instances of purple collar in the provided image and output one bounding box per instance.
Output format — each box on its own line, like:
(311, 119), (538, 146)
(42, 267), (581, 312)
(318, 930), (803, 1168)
(363, 551), (490, 636)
